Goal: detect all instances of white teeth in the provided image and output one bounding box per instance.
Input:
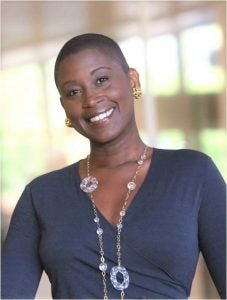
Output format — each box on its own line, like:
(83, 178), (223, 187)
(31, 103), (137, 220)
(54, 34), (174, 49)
(89, 108), (114, 123)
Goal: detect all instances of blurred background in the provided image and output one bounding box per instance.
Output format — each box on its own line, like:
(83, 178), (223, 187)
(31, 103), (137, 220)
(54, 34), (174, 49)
(1, 1), (226, 298)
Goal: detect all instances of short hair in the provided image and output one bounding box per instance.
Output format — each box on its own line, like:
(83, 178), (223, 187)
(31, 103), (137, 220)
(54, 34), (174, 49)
(54, 33), (129, 87)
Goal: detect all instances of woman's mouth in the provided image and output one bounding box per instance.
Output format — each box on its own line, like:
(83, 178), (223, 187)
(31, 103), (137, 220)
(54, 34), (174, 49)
(88, 107), (115, 123)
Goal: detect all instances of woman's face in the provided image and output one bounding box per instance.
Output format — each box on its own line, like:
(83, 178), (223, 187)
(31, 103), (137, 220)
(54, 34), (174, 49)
(57, 48), (140, 144)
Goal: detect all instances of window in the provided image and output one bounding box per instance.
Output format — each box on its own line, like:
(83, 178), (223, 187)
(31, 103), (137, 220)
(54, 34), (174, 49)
(181, 23), (225, 94)
(147, 34), (180, 96)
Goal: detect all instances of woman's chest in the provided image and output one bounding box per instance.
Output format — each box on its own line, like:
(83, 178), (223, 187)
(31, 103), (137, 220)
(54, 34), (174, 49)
(38, 185), (200, 275)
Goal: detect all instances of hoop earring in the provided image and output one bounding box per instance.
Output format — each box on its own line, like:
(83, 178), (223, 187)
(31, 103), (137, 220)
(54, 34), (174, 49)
(65, 117), (72, 127)
(132, 87), (142, 100)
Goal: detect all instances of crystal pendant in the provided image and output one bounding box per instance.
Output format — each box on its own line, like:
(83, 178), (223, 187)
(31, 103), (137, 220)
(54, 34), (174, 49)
(80, 176), (98, 193)
(110, 265), (129, 291)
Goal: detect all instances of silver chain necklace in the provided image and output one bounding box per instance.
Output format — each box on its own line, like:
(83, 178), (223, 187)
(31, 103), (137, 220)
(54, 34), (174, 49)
(80, 146), (148, 299)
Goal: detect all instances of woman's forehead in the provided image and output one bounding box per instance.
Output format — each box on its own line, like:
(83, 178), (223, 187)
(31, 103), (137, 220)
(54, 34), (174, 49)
(57, 49), (127, 87)
(59, 49), (123, 73)
(64, 48), (118, 64)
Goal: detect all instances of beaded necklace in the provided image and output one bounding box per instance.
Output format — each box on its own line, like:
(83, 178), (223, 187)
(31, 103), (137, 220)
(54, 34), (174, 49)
(80, 146), (148, 299)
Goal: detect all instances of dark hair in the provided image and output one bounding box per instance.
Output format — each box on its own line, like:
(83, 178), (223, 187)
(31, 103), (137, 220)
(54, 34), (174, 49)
(54, 33), (129, 87)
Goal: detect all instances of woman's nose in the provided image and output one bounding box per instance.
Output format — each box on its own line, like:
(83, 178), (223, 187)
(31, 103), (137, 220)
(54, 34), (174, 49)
(82, 89), (104, 108)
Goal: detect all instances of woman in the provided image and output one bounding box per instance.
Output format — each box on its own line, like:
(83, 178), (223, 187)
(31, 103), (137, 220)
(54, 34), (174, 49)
(2, 33), (226, 299)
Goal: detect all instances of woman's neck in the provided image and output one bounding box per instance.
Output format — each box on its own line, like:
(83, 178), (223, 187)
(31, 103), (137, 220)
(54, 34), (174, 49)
(89, 135), (146, 169)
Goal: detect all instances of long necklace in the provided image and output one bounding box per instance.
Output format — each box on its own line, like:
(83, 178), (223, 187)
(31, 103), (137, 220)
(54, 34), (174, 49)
(80, 146), (148, 299)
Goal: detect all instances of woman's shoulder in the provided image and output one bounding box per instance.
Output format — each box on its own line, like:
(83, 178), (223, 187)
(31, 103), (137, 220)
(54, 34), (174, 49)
(28, 161), (79, 190)
(153, 147), (214, 173)
(154, 147), (211, 162)
(151, 147), (225, 189)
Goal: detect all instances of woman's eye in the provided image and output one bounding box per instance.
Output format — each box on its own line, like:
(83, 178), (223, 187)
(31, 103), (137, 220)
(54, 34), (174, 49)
(96, 76), (109, 85)
(67, 89), (81, 97)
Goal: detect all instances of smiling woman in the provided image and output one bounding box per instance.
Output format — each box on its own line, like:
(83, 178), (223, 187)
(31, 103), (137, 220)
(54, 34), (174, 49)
(57, 46), (139, 145)
(1, 33), (226, 300)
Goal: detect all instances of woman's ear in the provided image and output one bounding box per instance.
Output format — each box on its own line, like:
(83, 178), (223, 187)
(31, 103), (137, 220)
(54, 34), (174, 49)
(128, 68), (141, 88)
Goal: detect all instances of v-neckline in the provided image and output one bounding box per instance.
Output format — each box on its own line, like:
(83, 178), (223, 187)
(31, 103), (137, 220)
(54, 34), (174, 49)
(73, 148), (158, 231)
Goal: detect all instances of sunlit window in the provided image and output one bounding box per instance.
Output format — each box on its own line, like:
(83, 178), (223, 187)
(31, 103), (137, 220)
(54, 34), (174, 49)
(180, 23), (225, 94)
(119, 36), (145, 89)
(157, 129), (186, 149)
(1, 64), (45, 214)
(147, 34), (180, 96)
(1, 58), (89, 218)
(44, 58), (64, 130)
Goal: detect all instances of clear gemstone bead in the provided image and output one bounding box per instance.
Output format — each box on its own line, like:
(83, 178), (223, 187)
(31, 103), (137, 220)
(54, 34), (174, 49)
(99, 262), (108, 272)
(120, 210), (125, 217)
(117, 223), (123, 229)
(94, 217), (99, 223)
(127, 181), (136, 191)
(141, 154), (146, 160)
(97, 228), (103, 235)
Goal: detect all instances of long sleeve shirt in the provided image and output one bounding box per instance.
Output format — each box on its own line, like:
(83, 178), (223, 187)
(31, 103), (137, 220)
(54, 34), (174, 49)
(2, 148), (226, 299)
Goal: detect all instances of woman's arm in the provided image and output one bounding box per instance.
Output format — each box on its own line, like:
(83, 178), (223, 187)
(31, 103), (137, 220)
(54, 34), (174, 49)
(198, 157), (226, 299)
(1, 185), (43, 299)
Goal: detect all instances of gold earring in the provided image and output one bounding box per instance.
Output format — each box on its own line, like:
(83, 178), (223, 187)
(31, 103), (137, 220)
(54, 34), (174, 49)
(132, 87), (142, 100)
(65, 117), (72, 127)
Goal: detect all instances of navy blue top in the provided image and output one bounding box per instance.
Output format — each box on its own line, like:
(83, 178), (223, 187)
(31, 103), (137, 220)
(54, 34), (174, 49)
(1, 149), (226, 299)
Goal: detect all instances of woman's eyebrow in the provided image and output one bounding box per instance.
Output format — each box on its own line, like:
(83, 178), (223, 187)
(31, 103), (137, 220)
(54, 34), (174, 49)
(90, 66), (111, 75)
(61, 80), (77, 90)
(60, 67), (112, 90)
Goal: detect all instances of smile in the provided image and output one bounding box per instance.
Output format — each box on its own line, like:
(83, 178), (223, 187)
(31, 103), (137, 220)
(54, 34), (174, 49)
(89, 108), (114, 123)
